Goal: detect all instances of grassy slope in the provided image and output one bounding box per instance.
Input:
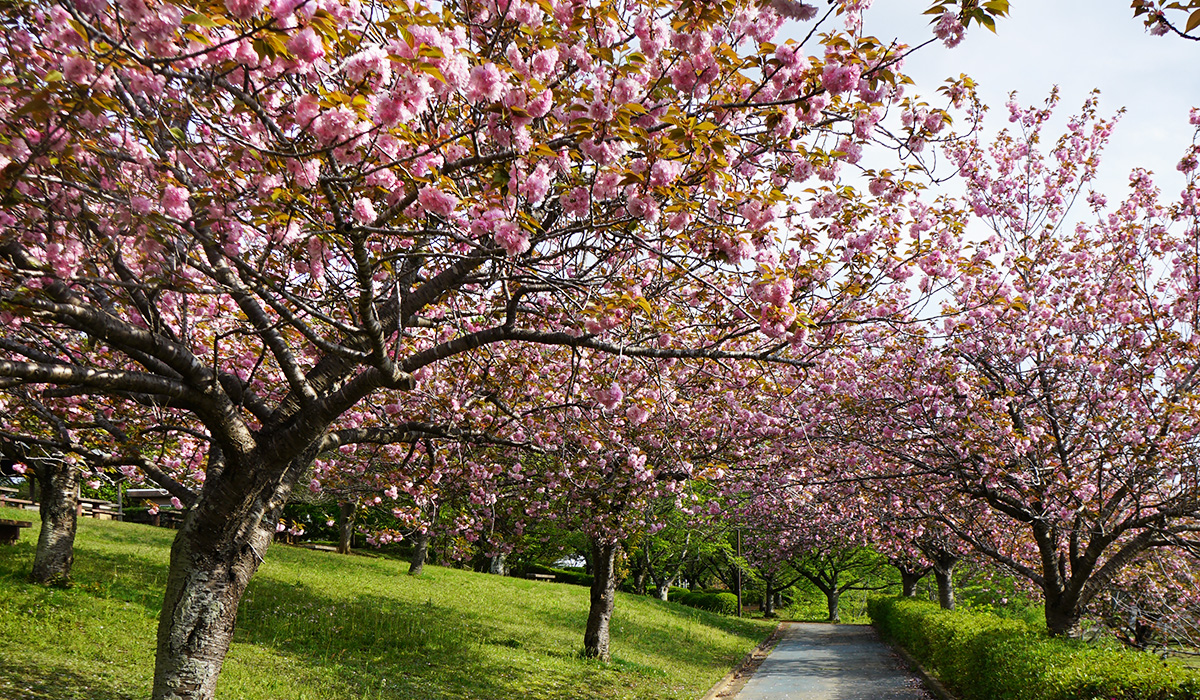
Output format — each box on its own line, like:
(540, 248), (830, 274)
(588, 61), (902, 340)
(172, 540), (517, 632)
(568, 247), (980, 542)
(0, 508), (772, 700)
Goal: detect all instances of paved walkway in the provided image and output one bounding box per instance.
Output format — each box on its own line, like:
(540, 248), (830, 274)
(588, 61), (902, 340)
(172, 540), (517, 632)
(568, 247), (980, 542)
(732, 623), (933, 700)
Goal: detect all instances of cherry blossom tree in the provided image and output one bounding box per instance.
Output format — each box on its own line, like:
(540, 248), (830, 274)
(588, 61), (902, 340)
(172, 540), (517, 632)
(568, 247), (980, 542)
(817, 94), (1200, 636)
(0, 0), (1009, 693)
(0, 389), (198, 582)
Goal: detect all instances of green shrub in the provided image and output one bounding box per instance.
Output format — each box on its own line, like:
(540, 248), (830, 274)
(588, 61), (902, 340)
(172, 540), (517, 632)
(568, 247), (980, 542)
(868, 597), (1200, 700)
(515, 563), (593, 587)
(674, 591), (738, 615)
(708, 592), (739, 615)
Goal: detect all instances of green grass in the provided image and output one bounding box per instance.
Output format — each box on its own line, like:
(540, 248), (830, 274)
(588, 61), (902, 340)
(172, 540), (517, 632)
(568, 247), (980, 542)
(0, 508), (773, 699)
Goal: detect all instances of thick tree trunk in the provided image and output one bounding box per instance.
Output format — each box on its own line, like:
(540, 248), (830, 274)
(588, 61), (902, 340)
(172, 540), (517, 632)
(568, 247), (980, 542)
(31, 458), (80, 585)
(152, 509), (275, 699)
(151, 451), (302, 700)
(335, 500), (355, 555)
(408, 530), (430, 576)
(1044, 594), (1081, 637)
(899, 567), (927, 598)
(489, 552), (508, 576)
(656, 578), (671, 601)
(826, 587), (841, 622)
(582, 540), (618, 661)
(932, 554), (958, 611)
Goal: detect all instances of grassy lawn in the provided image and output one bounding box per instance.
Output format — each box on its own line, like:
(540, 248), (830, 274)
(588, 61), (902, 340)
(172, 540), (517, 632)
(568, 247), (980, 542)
(0, 507), (773, 700)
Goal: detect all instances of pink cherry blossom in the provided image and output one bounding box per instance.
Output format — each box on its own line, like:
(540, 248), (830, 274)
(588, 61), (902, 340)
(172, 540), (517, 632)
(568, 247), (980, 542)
(417, 186), (459, 217)
(224, 0), (267, 21)
(160, 185), (191, 220)
(493, 221), (530, 256)
(352, 197), (377, 224)
(62, 55), (95, 83)
(287, 27), (325, 64)
(821, 62), (861, 95)
(466, 63), (505, 103)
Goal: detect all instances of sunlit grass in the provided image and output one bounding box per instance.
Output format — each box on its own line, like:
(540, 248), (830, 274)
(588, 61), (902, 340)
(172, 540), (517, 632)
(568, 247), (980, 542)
(0, 507), (772, 699)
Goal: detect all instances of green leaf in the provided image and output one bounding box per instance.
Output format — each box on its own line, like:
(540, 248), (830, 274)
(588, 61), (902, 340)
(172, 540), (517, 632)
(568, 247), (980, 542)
(181, 13), (217, 27)
(44, 70), (63, 82)
(168, 126), (185, 141)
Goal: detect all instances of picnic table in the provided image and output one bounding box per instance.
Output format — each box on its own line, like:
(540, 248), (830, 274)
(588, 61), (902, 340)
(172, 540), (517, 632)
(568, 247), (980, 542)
(0, 518), (32, 545)
(78, 497), (120, 519)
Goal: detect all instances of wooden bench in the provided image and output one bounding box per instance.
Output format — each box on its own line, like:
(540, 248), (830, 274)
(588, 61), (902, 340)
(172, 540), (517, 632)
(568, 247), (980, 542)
(527, 573), (556, 582)
(0, 497), (36, 509)
(0, 518), (32, 545)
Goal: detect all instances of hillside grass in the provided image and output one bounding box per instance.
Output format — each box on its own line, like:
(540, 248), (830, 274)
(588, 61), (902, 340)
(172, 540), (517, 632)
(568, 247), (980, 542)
(0, 507), (773, 700)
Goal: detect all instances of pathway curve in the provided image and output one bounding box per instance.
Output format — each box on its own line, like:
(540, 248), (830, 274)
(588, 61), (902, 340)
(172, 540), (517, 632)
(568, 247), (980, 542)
(731, 622), (933, 700)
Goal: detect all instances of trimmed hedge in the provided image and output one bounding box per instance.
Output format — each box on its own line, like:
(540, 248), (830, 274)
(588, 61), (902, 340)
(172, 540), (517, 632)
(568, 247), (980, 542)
(868, 597), (1200, 700)
(670, 589), (739, 615)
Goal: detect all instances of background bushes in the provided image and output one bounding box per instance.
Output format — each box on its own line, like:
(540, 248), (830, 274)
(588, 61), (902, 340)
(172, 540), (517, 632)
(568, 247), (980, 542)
(868, 597), (1200, 700)
(514, 563), (593, 587)
(668, 589), (739, 615)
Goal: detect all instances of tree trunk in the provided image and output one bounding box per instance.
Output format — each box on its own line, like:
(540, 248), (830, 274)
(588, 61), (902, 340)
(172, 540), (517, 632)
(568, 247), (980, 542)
(408, 530), (430, 576)
(899, 567), (926, 598)
(151, 451), (302, 700)
(582, 540), (618, 662)
(335, 500), (355, 555)
(489, 552), (508, 576)
(762, 582), (776, 618)
(31, 457), (80, 585)
(933, 554), (957, 611)
(1044, 595), (1081, 637)
(633, 567), (647, 596)
(826, 587), (841, 622)
(656, 578), (671, 601)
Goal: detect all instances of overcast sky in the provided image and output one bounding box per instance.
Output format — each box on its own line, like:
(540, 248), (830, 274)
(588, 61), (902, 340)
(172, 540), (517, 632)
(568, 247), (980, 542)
(859, 1), (1200, 198)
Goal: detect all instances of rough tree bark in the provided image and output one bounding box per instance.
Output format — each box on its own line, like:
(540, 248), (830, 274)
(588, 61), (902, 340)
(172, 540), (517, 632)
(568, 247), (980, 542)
(656, 577), (672, 601)
(826, 587), (841, 622)
(31, 457), (79, 585)
(895, 564), (929, 598)
(151, 453), (299, 700)
(489, 552), (508, 576)
(632, 562), (648, 595)
(408, 530), (430, 576)
(932, 551), (958, 611)
(762, 586), (776, 618)
(336, 500), (356, 555)
(1044, 595), (1082, 637)
(582, 540), (619, 661)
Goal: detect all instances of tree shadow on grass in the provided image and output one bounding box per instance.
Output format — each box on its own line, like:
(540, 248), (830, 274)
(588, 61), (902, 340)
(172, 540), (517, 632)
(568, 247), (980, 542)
(228, 576), (559, 699)
(0, 658), (138, 700)
(534, 599), (770, 672)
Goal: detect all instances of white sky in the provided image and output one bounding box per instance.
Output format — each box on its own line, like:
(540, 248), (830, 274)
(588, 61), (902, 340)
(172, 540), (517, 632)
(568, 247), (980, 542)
(861, 1), (1199, 199)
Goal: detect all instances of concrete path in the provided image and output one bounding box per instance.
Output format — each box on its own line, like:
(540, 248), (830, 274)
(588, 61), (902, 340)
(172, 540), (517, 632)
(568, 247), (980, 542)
(731, 623), (933, 700)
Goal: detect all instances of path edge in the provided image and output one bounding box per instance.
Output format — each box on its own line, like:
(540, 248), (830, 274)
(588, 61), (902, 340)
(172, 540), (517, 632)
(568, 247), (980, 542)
(881, 636), (959, 700)
(698, 621), (786, 700)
